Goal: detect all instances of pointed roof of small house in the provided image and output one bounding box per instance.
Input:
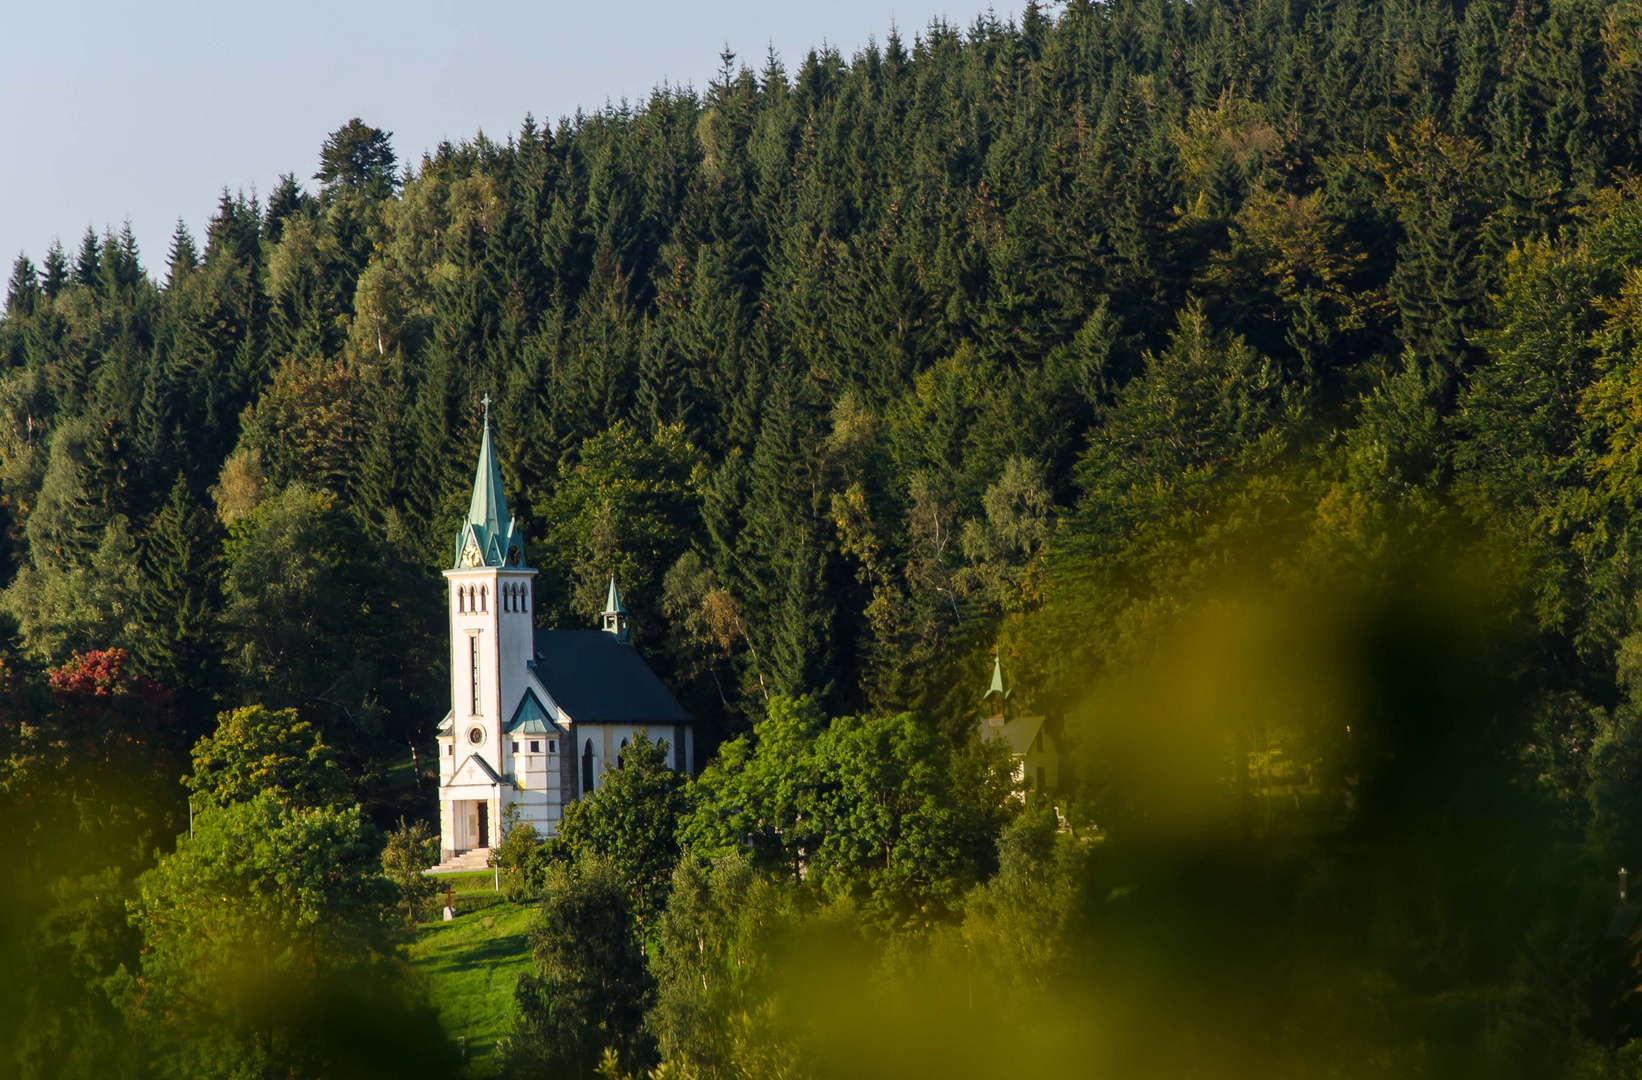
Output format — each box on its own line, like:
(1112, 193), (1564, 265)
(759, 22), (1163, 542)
(987, 655), (1010, 701)
(976, 654), (1045, 757)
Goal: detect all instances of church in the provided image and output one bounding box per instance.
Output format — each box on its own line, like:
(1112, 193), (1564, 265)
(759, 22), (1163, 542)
(435, 413), (694, 861)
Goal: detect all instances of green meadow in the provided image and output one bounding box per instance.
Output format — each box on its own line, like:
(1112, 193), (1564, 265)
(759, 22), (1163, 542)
(408, 872), (534, 1078)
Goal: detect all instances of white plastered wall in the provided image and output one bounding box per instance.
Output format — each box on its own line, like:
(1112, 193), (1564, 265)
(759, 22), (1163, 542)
(440, 564), (539, 855)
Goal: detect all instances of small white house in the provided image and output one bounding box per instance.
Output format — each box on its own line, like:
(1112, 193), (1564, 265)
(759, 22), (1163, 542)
(977, 656), (1057, 795)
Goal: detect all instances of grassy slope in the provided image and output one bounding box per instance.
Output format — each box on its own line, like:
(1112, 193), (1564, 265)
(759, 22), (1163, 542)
(408, 871), (535, 1078)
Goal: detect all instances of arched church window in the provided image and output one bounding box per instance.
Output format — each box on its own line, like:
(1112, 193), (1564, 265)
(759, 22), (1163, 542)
(582, 740), (595, 794)
(481, 586), (488, 612)
(457, 587), (464, 613)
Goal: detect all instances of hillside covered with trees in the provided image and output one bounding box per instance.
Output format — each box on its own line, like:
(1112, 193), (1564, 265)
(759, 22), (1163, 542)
(13, 0), (1642, 1075)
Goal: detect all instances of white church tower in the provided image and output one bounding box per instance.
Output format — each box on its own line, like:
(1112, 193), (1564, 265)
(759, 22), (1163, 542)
(436, 401), (545, 856)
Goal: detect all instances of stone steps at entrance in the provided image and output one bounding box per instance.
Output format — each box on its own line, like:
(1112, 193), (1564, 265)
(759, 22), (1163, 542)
(427, 847), (492, 874)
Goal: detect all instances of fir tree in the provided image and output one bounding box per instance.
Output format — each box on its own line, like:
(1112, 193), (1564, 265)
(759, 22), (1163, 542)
(165, 218), (198, 286)
(40, 239), (69, 297)
(5, 255), (38, 318)
(73, 227), (100, 288)
(262, 172), (309, 245)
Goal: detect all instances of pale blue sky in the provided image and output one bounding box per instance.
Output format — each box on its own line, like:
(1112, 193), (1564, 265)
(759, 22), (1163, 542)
(2, 0), (994, 276)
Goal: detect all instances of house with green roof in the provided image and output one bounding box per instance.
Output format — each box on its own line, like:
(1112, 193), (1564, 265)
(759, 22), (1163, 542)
(435, 407), (694, 863)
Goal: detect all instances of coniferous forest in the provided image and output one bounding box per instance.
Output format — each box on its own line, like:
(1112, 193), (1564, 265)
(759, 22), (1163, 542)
(18, 0), (1642, 1075)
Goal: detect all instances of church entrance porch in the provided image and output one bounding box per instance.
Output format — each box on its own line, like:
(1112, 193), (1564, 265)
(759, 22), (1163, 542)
(451, 799), (491, 852)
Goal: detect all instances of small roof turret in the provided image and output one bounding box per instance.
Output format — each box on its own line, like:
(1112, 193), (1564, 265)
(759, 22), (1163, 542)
(983, 654), (1011, 718)
(987, 655), (1010, 700)
(602, 575), (630, 643)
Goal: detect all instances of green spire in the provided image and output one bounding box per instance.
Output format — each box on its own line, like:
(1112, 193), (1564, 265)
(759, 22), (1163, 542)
(985, 655), (1010, 704)
(468, 398), (509, 537)
(602, 575), (629, 642)
(452, 397), (528, 569)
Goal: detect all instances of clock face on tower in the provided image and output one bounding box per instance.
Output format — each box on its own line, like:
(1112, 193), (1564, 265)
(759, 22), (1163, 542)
(462, 540), (483, 567)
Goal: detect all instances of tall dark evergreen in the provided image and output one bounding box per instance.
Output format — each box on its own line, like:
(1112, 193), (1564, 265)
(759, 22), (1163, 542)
(165, 219), (198, 286)
(73, 227), (100, 288)
(40, 239), (69, 297)
(5, 256), (38, 318)
(315, 118), (398, 199)
(133, 474), (221, 731)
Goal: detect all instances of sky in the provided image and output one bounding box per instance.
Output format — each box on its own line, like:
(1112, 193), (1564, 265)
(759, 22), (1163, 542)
(1, 0), (997, 277)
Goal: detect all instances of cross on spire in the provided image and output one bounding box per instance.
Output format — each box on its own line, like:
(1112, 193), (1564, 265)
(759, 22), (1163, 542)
(481, 393), (492, 426)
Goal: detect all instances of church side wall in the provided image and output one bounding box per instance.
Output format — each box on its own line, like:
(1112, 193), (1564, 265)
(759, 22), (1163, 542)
(561, 721), (579, 803)
(568, 723), (695, 796)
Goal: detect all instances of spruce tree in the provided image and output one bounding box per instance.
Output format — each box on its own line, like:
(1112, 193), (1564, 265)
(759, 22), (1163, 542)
(263, 172), (309, 244)
(73, 227), (100, 288)
(5, 255), (38, 318)
(132, 475), (222, 732)
(166, 218), (199, 286)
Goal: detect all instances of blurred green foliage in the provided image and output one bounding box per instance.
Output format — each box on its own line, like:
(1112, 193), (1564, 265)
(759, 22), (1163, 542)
(16, 0), (1642, 1074)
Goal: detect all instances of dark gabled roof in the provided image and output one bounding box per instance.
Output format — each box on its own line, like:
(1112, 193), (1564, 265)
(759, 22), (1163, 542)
(531, 630), (692, 724)
(505, 688), (559, 735)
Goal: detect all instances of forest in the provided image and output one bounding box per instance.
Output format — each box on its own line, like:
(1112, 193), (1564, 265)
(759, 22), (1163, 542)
(12, 0), (1642, 1074)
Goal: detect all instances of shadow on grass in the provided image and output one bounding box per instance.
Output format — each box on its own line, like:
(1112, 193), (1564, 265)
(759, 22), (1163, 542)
(425, 931), (532, 975)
